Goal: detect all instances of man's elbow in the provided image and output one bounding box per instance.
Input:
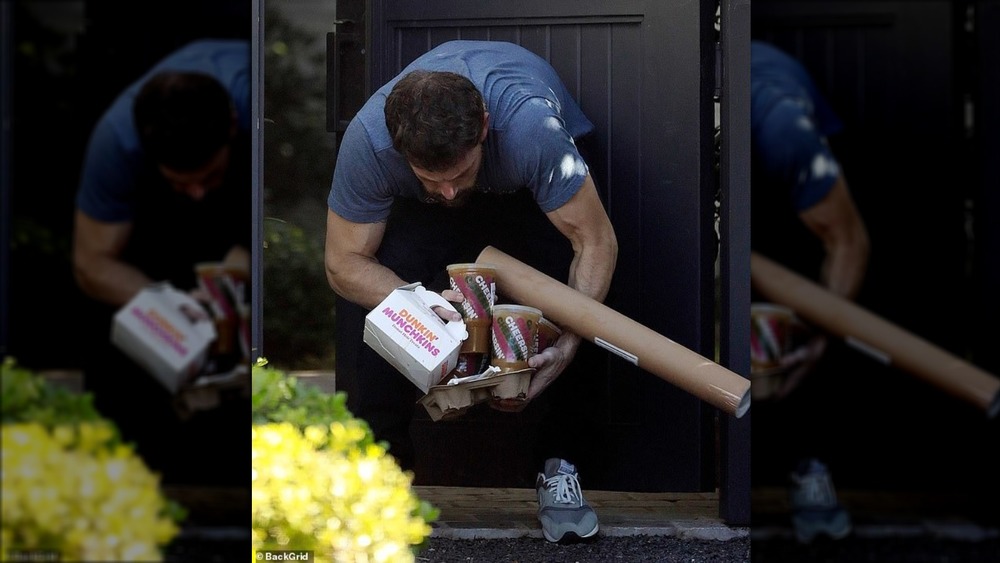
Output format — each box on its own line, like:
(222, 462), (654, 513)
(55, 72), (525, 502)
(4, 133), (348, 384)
(601, 220), (619, 270)
(72, 260), (101, 300)
(324, 254), (352, 300)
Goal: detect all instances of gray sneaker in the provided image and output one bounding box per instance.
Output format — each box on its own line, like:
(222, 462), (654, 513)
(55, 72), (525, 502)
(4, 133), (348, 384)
(789, 458), (852, 543)
(536, 458), (600, 543)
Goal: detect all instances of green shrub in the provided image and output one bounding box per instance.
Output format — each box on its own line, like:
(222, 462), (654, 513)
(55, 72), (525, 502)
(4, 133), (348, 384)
(251, 359), (439, 562)
(1, 358), (185, 562)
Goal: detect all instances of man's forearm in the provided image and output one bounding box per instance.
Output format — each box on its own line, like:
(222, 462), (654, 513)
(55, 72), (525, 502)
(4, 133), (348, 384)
(75, 258), (153, 308)
(823, 237), (869, 300)
(566, 237), (618, 304)
(325, 253), (410, 310)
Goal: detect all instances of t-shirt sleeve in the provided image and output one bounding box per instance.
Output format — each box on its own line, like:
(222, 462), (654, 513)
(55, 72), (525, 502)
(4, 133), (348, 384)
(753, 97), (840, 212)
(229, 68), (252, 133)
(327, 118), (395, 223)
(75, 116), (143, 223)
(503, 98), (590, 212)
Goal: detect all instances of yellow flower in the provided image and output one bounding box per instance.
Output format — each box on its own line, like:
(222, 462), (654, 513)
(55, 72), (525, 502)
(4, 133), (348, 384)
(1, 422), (181, 562)
(252, 422), (434, 562)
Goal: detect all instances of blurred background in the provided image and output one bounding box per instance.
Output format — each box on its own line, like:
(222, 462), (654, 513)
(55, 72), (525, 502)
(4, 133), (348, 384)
(3, 0), (998, 544)
(1, 0), (251, 368)
(0, 0), (337, 373)
(749, 0), (1000, 536)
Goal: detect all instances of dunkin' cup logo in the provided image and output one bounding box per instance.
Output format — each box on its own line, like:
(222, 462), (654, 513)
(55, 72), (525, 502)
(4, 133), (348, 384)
(492, 314), (535, 361)
(450, 273), (495, 320)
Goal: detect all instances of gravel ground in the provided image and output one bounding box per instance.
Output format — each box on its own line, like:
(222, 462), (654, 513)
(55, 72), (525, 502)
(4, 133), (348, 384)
(163, 533), (1000, 562)
(417, 535), (751, 562)
(751, 535), (1000, 562)
(164, 536), (750, 562)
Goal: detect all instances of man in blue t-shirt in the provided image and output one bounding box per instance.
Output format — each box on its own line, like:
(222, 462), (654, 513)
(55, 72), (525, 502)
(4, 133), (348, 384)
(751, 39), (870, 393)
(74, 38), (251, 306)
(750, 40), (870, 544)
(70, 39), (251, 487)
(325, 40), (617, 543)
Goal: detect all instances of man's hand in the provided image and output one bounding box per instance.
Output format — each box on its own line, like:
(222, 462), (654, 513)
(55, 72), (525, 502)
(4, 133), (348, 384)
(221, 245), (250, 275)
(434, 288), (464, 322)
(490, 331), (582, 412)
(525, 331), (580, 398)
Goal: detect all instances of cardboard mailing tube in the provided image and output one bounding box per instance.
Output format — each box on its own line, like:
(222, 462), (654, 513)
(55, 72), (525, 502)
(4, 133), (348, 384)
(476, 246), (751, 418)
(751, 252), (1000, 418)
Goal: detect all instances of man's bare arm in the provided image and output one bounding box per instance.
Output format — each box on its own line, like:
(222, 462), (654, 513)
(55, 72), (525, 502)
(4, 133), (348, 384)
(773, 173), (870, 400)
(502, 174), (616, 404)
(799, 173), (870, 300)
(324, 208), (409, 310)
(72, 209), (151, 307)
(545, 174), (619, 303)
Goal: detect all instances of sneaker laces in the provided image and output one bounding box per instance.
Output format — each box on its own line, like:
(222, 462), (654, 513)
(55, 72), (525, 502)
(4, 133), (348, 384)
(792, 471), (837, 508)
(543, 472), (583, 506)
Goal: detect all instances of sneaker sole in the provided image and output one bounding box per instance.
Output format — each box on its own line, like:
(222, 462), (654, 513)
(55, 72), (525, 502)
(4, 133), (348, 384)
(795, 526), (852, 543)
(793, 516), (852, 543)
(542, 523), (600, 544)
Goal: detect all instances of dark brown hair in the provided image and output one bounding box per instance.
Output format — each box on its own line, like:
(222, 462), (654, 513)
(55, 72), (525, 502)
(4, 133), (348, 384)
(133, 71), (234, 171)
(384, 70), (485, 171)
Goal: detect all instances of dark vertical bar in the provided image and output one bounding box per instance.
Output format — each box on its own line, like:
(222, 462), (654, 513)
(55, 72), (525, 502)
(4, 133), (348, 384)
(0, 2), (12, 358)
(327, 31), (339, 133)
(977, 0), (1000, 375)
(718, 0), (752, 526)
(252, 0), (264, 360)
(327, 0), (367, 140)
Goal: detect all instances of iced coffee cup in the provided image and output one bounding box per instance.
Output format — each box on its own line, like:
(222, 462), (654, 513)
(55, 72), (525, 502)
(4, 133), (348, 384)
(447, 263), (498, 354)
(750, 303), (805, 374)
(750, 302), (811, 401)
(490, 304), (542, 373)
(536, 317), (562, 353)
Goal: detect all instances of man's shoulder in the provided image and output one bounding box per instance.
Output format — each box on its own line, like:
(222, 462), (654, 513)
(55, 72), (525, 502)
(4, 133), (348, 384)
(171, 38), (250, 57)
(149, 38), (250, 76)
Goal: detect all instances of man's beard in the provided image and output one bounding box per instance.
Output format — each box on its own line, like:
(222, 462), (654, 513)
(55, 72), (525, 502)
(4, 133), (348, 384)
(420, 186), (477, 207)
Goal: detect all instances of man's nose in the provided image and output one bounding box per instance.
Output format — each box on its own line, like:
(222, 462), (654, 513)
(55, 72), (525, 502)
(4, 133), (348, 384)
(438, 183), (458, 200)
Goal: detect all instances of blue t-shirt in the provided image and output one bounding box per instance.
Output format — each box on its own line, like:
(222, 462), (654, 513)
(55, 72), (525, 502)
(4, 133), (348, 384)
(328, 40), (595, 223)
(76, 39), (251, 222)
(751, 40), (843, 212)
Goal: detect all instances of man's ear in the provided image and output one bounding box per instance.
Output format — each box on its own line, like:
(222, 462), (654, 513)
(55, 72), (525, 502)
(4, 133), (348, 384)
(479, 111), (490, 144)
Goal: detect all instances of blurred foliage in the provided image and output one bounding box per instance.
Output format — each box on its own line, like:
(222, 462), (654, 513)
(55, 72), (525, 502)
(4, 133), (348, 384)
(251, 360), (439, 562)
(262, 218), (336, 371)
(9, 4), (81, 263)
(1, 358), (186, 561)
(1, 358), (100, 426)
(9, 217), (70, 258)
(261, 6), (338, 372)
(251, 358), (367, 433)
(263, 5), (334, 225)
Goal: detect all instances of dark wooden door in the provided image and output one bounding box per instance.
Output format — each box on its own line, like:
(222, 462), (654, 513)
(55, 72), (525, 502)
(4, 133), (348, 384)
(751, 0), (1000, 499)
(331, 0), (749, 511)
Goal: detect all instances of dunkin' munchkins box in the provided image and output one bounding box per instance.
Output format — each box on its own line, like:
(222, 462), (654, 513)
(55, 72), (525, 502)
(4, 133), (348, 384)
(364, 283), (468, 393)
(111, 282), (217, 394)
